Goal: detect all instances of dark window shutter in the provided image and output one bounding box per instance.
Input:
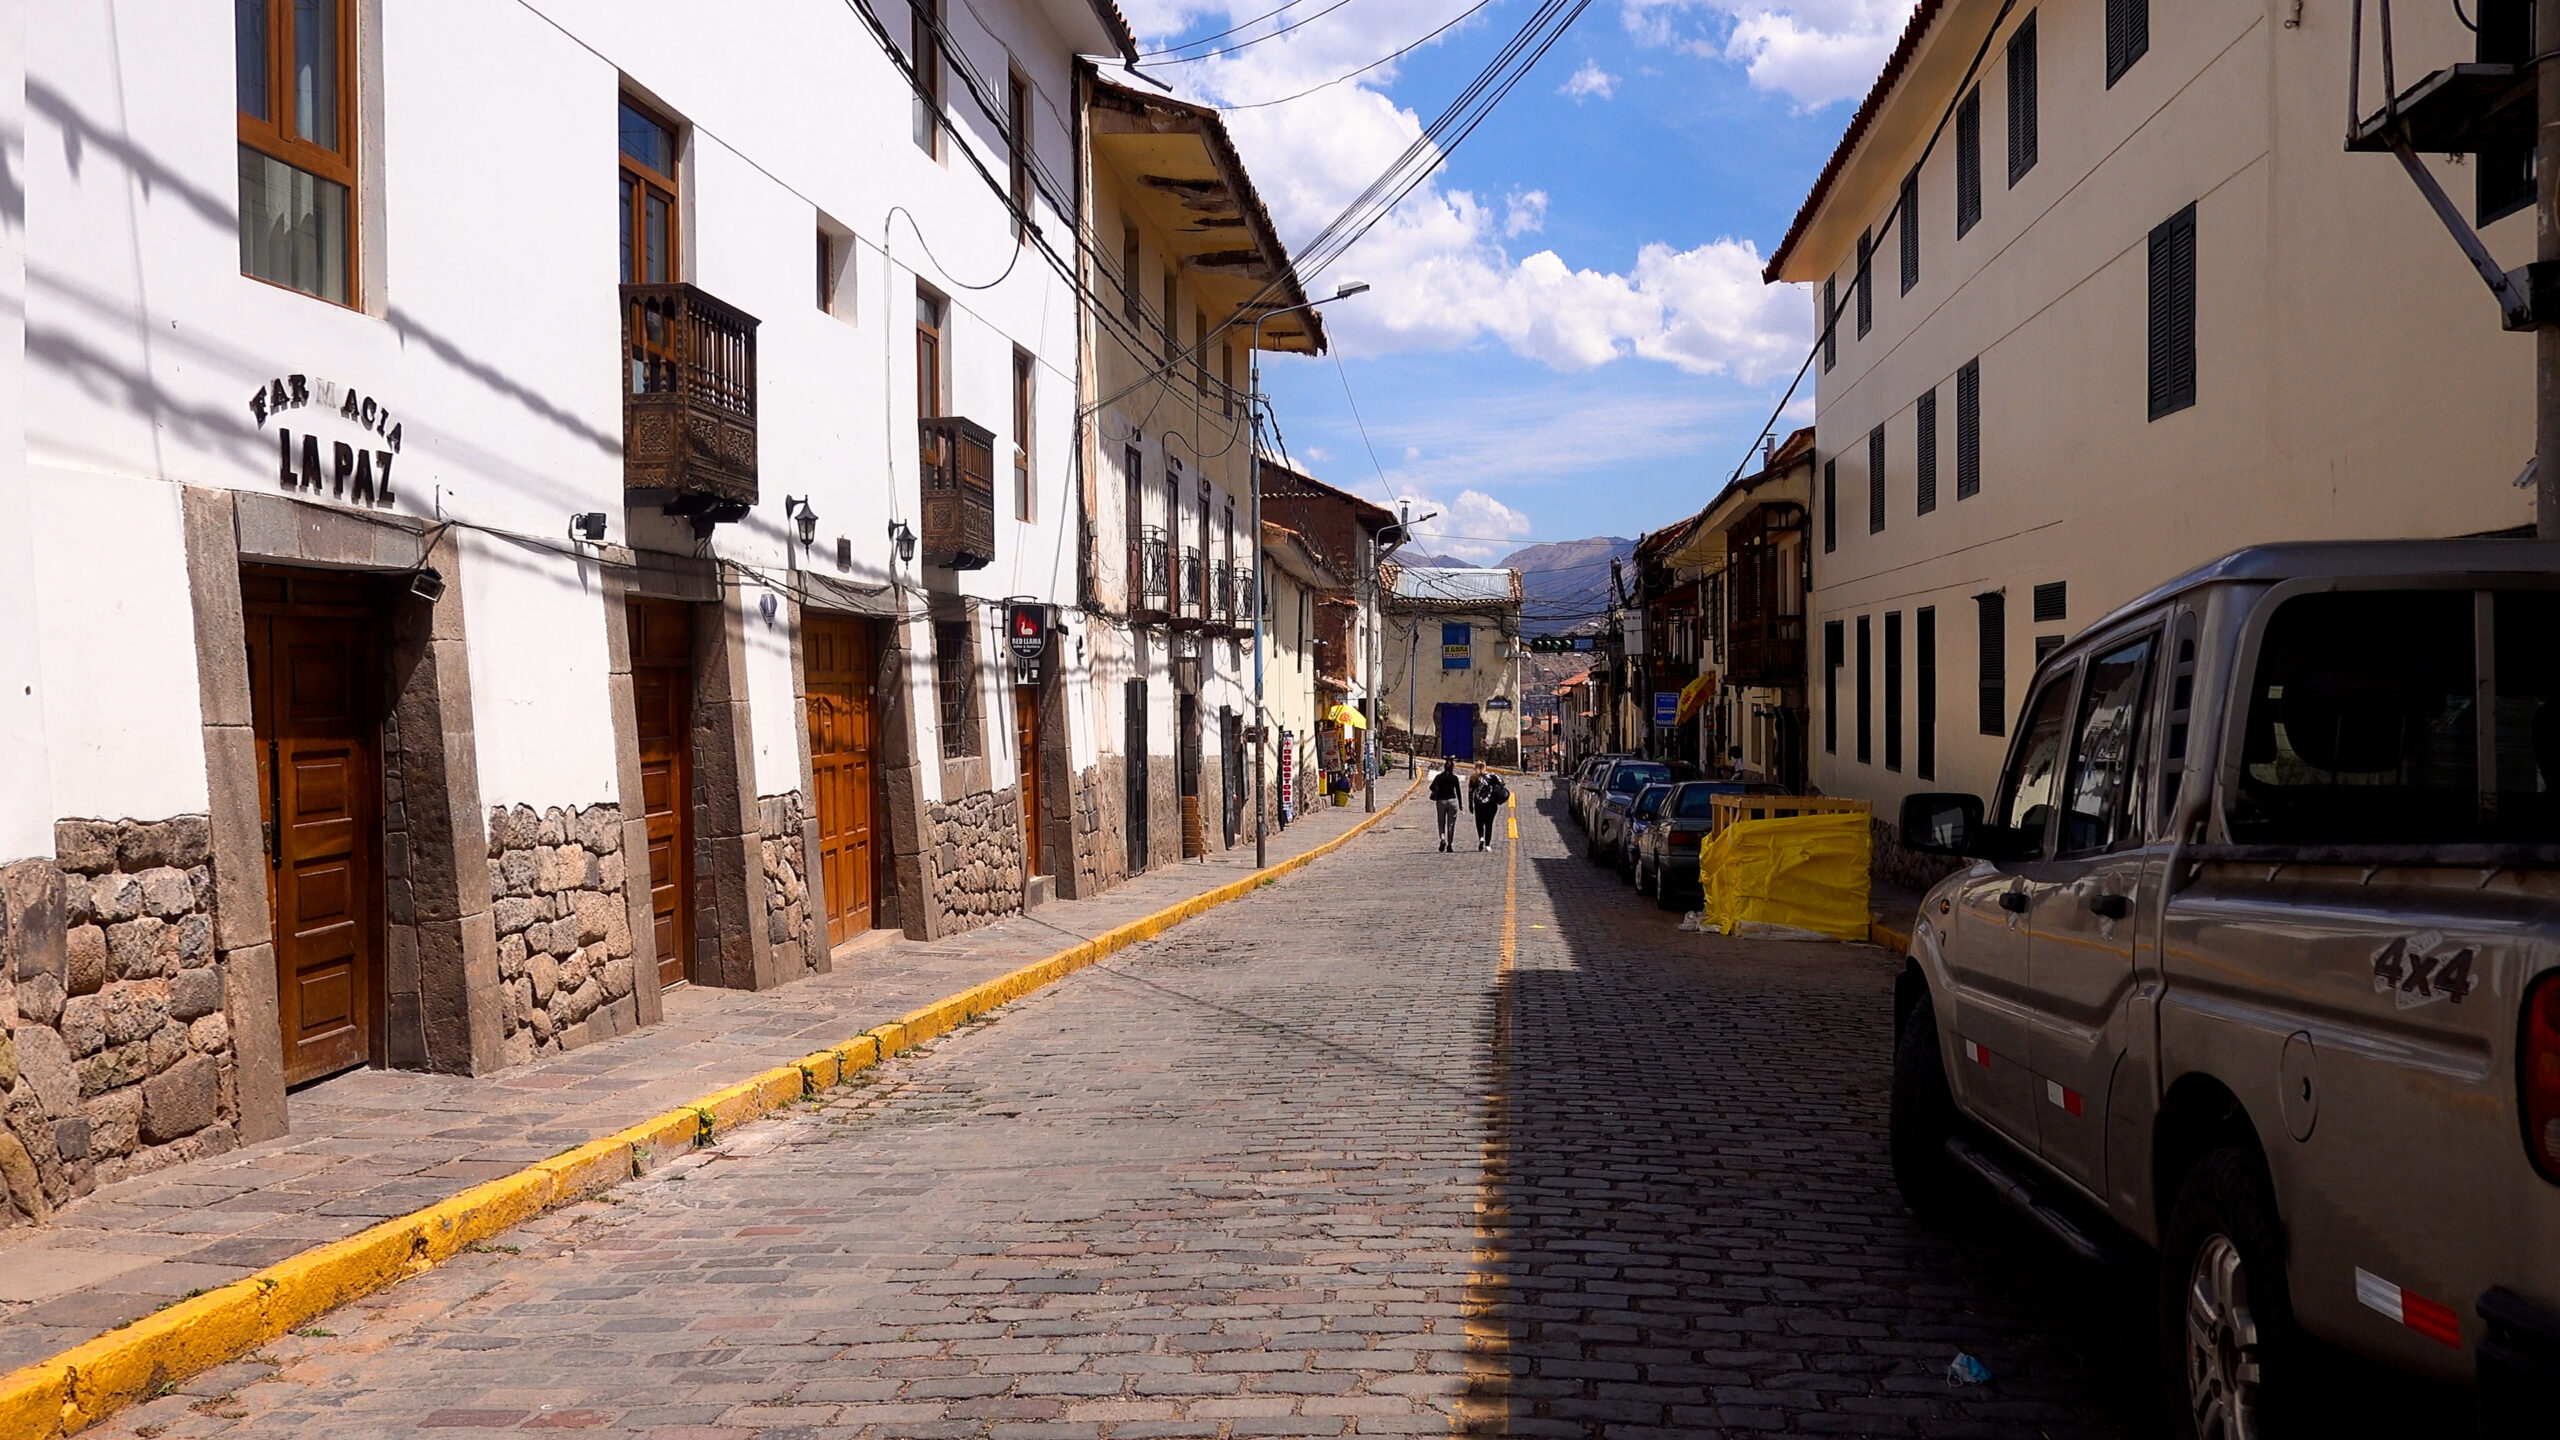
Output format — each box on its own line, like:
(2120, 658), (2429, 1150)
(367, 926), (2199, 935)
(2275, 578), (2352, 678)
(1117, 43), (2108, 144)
(1900, 168), (1921, 293)
(1823, 275), (1838, 371)
(1824, 620), (1845, 754)
(2107, 0), (2148, 85)
(1823, 458), (1838, 553)
(1955, 359), (1981, 498)
(1916, 606), (1937, 779)
(1976, 591), (2006, 736)
(1884, 610), (1904, 772)
(2033, 580), (2067, 622)
(2477, 0), (2534, 220)
(1868, 426), (1886, 534)
(2035, 634), (2066, 664)
(1956, 89), (1982, 236)
(1855, 615), (1873, 764)
(2148, 203), (2197, 419)
(1916, 388), (1939, 514)
(1856, 229), (1873, 337)
(2007, 14), (2038, 186)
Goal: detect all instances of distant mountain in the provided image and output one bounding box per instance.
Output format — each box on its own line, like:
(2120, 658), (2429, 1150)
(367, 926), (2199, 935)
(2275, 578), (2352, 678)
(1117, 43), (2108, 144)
(1392, 550), (1472, 569)
(1499, 536), (1635, 636)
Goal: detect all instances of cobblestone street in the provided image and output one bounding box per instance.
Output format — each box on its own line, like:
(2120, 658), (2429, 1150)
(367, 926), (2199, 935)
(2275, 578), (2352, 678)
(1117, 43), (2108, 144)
(90, 786), (2153, 1439)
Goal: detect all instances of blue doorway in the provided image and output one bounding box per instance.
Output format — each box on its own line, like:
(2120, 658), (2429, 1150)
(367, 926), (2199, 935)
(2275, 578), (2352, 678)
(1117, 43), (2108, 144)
(1437, 702), (1479, 760)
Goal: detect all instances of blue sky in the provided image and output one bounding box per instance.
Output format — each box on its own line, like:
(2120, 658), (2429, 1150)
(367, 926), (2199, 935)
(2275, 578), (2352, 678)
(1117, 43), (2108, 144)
(1125, 0), (1913, 558)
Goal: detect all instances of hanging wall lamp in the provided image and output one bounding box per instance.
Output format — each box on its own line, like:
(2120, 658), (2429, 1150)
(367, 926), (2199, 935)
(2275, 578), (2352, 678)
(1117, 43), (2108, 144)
(888, 519), (918, 565)
(784, 496), (819, 548)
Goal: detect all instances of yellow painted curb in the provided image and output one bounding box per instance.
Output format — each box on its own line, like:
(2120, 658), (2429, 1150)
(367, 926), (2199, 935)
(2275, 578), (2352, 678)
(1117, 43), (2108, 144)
(0, 775), (1420, 1440)
(1870, 915), (1914, 953)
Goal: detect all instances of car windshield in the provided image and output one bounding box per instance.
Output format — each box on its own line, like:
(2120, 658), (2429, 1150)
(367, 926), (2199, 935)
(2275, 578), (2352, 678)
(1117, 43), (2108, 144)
(1608, 763), (1669, 793)
(1632, 785), (1668, 819)
(1672, 786), (1730, 818)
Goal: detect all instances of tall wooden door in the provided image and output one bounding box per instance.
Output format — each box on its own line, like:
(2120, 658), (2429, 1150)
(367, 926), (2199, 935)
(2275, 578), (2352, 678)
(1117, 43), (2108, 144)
(807, 615), (882, 945)
(244, 571), (383, 1088)
(628, 600), (694, 988)
(1015, 685), (1044, 877)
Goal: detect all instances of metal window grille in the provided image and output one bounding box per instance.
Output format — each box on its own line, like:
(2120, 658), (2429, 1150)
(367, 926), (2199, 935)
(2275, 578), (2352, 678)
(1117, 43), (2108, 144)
(934, 618), (977, 759)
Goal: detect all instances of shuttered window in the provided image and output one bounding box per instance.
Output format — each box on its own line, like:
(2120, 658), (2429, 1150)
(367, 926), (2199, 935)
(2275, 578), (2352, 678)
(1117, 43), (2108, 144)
(2007, 13), (2038, 186)
(1977, 591), (2007, 736)
(1956, 89), (1982, 237)
(1856, 228), (1873, 337)
(1899, 168), (1921, 293)
(1917, 606), (1938, 779)
(2107, 0), (2148, 85)
(2033, 580), (2067, 622)
(1885, 611), (1904, 772)
(2148, 203), (2198, 419)
(1822, 276), (1839, 371)
(1868, 426), (1886, 534)
(1856, 615), (1873, 765)
(1955, 359), (1981, 498)
(1823, 458), (1838, 553)
(2477, 0), (2534, 222)
(1824, 620), (1845, 754)
(1916, 388), (1939, 514)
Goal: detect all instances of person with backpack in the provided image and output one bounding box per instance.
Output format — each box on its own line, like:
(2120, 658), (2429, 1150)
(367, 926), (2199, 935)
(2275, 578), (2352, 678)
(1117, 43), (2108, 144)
(1469, 766), (1509, 850)
(1429, 756), (1463, 852)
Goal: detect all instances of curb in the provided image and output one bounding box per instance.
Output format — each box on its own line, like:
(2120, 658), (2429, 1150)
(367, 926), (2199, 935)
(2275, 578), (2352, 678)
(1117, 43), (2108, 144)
(1869, 914), (1913, 954)
(0, 778), (1422, 1440)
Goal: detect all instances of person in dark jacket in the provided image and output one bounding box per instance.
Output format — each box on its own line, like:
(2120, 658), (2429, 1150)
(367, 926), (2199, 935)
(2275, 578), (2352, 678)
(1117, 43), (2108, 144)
(1468, 767), (1508, 850)
(1429, 757), (1462, 852)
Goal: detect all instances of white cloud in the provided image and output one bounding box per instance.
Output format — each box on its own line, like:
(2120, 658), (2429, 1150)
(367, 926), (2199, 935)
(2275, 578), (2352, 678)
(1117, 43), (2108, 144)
(1503, 190), (1548, 237)
(1560, 60), (1618, 100)
(1621, 0), (1913, 109)
(1402, 487), (1535, 562)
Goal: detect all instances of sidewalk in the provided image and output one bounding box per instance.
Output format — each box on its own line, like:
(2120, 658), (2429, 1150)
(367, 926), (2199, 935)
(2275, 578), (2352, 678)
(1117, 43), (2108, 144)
(0, 789), (1408, 1374)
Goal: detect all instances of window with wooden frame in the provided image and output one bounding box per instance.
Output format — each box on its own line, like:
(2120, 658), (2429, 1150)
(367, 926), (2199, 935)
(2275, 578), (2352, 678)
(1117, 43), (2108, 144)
(912, 0), (944, 157)
(1121, 223), (1141, 323)
(916, 288), (947, 419)
(1012, 347), (1036, 522)
(1007, 68), (1034, 240)
(235, 0), (357, 304)
(619, 97), (679, 286)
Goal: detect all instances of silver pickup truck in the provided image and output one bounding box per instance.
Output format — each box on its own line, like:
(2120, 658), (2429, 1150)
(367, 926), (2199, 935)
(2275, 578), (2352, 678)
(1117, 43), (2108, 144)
(1890, 539), (2560, 1438)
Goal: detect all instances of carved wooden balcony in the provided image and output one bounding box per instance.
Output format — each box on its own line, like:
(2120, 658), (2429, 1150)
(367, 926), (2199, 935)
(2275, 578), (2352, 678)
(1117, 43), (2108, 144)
(919, 415), (998, 570)
(1728, 615), (1806, 688)
(623, 283), (758, 525)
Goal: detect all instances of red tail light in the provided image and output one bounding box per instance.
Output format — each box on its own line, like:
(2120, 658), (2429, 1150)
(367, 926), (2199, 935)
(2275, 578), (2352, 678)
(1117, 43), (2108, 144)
(2522, 971), (2560, 1183)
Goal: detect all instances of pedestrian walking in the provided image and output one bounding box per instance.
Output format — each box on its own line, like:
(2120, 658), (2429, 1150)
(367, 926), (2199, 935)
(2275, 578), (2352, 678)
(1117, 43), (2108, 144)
(1469, 766), (1509, 850)
(1429, 756), (1462, 852)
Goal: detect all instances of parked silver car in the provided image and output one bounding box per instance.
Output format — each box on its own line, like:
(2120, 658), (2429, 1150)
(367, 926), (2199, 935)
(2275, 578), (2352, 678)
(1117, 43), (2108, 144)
(1887, 539), (2560, 1436)
(1633, 780), (1786, 907)
(1585, 759), (1671, 863)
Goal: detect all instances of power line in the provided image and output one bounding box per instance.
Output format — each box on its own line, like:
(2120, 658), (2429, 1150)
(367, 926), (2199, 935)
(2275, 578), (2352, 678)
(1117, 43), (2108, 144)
(1217, 0), (1501, 110)
(1144, 0), (1362, 63)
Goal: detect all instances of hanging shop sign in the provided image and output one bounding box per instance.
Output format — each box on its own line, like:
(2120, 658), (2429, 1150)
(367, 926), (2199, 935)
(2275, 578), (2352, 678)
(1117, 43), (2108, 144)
(1484, 695), (1514, 712)
(1006, 600), (1051, 684)
(249, 374), (404, 509)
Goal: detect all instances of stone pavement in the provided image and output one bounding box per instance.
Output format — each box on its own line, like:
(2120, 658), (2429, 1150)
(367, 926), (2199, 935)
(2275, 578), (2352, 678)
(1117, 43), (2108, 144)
(0, 787), (1406, 1377)
(75, 778), (2179, 1440)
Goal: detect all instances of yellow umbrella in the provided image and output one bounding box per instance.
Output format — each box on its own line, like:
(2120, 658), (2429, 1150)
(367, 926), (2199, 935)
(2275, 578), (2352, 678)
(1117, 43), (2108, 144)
(1326, 703), (1369, 729)
(1674, 671), (1717, 727)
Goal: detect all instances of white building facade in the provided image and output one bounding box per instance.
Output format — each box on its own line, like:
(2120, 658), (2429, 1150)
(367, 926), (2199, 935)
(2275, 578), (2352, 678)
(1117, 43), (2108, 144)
(0, 0), (1137, 1217)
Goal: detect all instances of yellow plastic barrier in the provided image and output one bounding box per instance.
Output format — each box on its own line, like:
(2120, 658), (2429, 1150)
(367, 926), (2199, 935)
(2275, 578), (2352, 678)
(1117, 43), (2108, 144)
(1697, 809), (1873, 942)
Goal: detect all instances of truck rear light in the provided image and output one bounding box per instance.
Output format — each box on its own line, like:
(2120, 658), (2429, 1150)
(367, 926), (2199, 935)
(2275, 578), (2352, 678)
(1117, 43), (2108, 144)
(2522, 971), (2560, 1183)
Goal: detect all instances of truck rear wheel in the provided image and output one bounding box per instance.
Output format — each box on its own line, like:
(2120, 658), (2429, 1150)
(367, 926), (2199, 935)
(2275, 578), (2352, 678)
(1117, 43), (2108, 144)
(1888, 989), (1965, 1223)
(2159, 1146), (2301, 1440)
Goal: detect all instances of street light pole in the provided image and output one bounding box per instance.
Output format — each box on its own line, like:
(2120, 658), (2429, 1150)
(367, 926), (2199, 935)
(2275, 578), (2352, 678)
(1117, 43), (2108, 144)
(1247, 280), (1369, 870)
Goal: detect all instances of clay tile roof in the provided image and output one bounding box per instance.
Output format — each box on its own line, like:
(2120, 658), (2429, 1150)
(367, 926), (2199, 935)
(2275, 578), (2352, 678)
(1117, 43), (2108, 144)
(1763, 0), (1953, 283)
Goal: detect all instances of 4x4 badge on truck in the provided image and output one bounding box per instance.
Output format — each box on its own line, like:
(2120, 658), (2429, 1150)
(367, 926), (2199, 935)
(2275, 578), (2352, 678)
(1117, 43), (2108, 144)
(2370, 934), (2477, 1009)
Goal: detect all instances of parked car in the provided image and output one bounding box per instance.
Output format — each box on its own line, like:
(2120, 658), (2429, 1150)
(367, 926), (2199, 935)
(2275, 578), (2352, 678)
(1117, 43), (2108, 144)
(1586, 759), (1672, 863)
(1635, 780), (1787, 907)
(1615, 783), (1673, 878)
(1886, 539), (2560, 1437)
(1569, 754), (1627, 831)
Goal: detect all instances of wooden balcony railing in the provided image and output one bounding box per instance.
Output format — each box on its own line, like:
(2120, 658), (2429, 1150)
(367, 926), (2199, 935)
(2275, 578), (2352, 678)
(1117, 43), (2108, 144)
(1128, 528), (1170, 622)
(919, 415), (997, 570)
(623, 283), (759, 522)
(1728, 614), (1806, 687)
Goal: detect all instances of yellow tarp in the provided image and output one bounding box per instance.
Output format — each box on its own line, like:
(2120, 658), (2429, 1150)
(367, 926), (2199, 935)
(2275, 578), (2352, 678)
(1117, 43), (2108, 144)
(1697, 810), (1872, 942)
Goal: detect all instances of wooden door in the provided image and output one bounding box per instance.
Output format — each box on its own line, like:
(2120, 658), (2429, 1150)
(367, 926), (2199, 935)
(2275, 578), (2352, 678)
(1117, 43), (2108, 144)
(628, 600), (694, 988)
(807, 615), (881, 945)
(1015, 684), (1044, 877)
(245, 574), (383, 1088)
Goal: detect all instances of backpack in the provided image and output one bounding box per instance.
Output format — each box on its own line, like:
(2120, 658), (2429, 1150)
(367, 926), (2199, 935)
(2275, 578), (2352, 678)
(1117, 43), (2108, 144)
(1484, 774), (1509, 806)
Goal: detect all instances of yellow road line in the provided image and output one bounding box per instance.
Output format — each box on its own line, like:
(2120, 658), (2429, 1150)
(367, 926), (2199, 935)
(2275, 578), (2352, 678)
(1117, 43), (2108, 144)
(0, 777), (1425, 1440)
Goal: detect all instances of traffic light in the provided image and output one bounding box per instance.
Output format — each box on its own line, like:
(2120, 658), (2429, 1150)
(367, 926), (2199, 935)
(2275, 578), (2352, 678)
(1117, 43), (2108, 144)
(1525, 635), (1582, 653)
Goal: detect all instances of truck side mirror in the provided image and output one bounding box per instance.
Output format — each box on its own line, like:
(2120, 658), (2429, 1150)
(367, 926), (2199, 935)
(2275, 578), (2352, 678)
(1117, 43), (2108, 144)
(1900, 792), (1986, 857)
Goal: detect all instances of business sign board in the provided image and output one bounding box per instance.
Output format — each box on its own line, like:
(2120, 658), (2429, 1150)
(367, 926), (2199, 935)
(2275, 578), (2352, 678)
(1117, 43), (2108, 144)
(1654, 692), (1679, 728)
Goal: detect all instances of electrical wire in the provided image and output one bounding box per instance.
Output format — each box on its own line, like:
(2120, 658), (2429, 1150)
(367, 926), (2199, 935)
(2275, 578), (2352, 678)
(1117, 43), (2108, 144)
(1138, 0), (1315, 57)
(1142, 0), (1362, 64)
(1218, 0), (1501, 109)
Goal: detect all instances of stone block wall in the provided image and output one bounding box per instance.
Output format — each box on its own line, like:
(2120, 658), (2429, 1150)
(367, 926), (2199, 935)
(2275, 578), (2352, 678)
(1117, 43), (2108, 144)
(1060, 759), (1124, 901)
(757, 793), (816, 980)
(487, 804), (638, 1069)
(922, 787), (1025, 933)
(1, 818), (237, 1226)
